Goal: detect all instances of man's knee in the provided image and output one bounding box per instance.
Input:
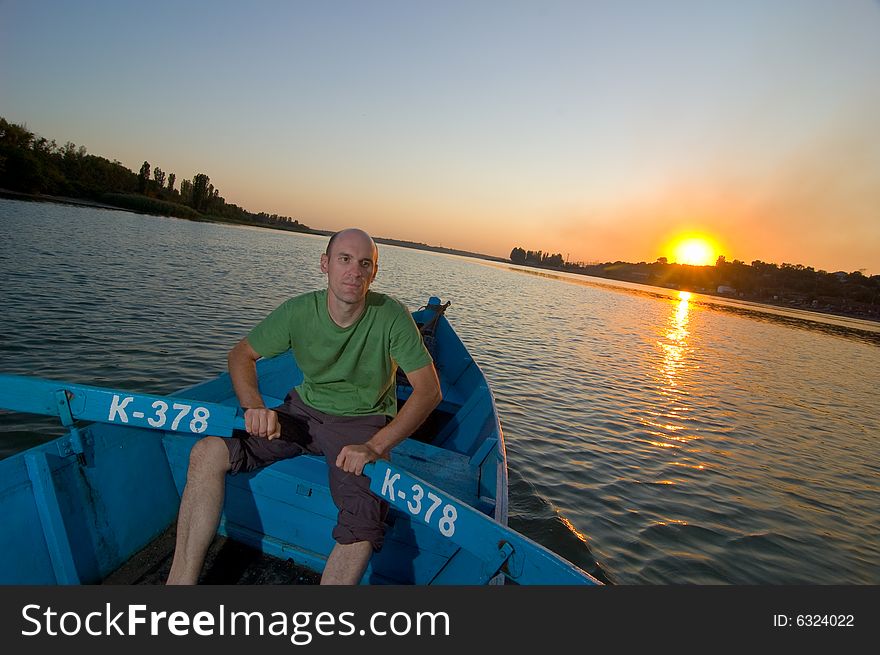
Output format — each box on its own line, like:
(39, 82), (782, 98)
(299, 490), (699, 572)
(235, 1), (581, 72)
(188, 436), (231, 475)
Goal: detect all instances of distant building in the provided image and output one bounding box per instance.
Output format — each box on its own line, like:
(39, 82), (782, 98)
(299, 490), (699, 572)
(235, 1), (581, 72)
(717, 285), (736, 294)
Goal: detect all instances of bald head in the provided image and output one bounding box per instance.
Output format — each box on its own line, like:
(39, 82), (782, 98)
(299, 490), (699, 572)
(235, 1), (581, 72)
(326, 228), (378, 261)
(321, 228), (379, 304)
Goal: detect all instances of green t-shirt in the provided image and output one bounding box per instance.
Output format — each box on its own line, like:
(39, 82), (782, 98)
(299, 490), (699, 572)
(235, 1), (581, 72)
(247, 290), (432, 417)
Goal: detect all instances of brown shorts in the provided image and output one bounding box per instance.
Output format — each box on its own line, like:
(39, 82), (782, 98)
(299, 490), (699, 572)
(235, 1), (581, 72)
(224, 390), (390, 550)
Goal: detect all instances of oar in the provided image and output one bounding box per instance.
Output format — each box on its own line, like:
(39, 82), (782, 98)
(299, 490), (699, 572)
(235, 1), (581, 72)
(1, 373), (600, 584)
(363, 460), (600, 585)
(0, 373), (245, 436)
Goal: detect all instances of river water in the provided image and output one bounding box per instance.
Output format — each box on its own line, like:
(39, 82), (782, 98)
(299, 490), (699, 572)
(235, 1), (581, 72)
(1, 198), (878, 584)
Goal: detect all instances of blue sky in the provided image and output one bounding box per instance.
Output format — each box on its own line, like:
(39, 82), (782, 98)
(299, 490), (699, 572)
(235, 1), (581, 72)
(2, 0), (879, 272)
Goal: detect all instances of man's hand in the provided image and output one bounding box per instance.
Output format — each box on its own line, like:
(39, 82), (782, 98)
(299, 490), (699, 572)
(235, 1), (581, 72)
(336, 443), (385, 476)
(244, 408), (281, 439)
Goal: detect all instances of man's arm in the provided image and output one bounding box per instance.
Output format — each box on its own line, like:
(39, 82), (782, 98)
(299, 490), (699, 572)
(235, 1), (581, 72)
(336, 363), (442, 475)
(228, 337), (280, 439)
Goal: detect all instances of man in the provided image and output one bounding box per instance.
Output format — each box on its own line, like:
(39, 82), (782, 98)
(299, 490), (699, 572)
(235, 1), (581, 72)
(167, 228), (441, 585)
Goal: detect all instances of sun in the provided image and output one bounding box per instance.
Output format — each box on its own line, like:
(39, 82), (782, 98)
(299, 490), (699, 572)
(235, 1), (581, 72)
(666, 235), (720, 266)
(675, 238), (714, 266)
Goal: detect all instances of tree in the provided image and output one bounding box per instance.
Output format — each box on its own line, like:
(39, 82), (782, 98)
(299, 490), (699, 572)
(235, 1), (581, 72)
(0, 147), (44, 192)
(153, 167), (165, 188)
(510, 247), (526, 264)
(179, 178), (192, 203)
(191, 173), (210, 211)
(138, 161), (150, 193)
(525, 249), (543, 264)
(205, 183), (215, 212)
(33, 136), (58, 155)
(167, 173), (176, 192)
(0, 118), (35, 149)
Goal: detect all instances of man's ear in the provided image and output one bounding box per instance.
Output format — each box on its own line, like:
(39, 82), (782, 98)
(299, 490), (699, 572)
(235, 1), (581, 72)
(371, 262), (379, 281)
(320, 253), (329, 273)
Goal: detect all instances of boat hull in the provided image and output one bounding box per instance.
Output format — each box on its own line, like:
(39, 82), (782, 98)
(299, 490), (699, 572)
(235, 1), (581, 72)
(0, 300), (513, 584)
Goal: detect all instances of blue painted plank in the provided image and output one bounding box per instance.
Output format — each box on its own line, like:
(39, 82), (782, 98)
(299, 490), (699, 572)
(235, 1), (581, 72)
(364, 460), (600, 585)
(24, 451), (80, 584)
(0, 374), (247, 437)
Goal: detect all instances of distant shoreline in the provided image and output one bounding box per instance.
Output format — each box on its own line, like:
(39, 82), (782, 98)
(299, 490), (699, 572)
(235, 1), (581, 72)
(1, 188), (130, 212)
(2, 189), (876, 328)
(500, 262), (880, 335)
(0, 188), (509, 265)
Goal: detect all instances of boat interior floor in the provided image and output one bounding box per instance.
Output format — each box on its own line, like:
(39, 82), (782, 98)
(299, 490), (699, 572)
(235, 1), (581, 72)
(102, 525), (321, 585)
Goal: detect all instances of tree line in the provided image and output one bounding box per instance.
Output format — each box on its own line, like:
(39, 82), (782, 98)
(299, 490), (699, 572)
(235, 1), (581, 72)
(509, 247), (564, 268)
(509, 247), (880, 320)
(0, 116), (309, 231)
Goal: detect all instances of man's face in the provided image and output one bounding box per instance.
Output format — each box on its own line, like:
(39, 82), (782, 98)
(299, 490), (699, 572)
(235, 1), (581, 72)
(321, 232), (378, 306)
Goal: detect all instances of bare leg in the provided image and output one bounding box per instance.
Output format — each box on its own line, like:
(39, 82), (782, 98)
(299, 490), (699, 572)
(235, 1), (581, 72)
(166, 436), (231, 584)
(320, 541), (373, 585)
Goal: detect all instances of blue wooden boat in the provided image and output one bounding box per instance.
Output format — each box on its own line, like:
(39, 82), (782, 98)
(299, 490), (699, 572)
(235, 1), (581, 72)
(0, 297), (600, 585)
